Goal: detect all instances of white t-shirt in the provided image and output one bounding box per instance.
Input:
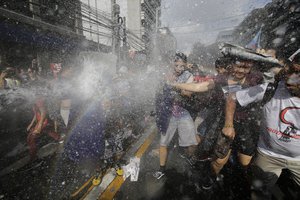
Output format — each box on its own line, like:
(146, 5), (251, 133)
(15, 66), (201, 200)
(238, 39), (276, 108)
(236, 81), (300, 160)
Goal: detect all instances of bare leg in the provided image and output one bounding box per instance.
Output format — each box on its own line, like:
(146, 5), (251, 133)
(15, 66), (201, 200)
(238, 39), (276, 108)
(238, 152), (253, 183)
(196, 135), (202, 144)
(159, 146), (168, 167)
(211, 149), (232, 175)
(238, 153), (253, 168)
(27, 132), (38, 160)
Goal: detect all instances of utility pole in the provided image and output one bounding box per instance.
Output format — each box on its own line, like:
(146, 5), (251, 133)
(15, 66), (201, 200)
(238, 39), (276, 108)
(111, 0), (115, 53)
(29, 0), (42, 74)
(88, 0), (92, 39)
(29, 0), (41, 20)
(95, 0), (99, 47)
(155, 7), (161, 33)
(122, 17), (128, 62)
(123, 17), (127, 47)
(153, 7), (161, 65)
(111, 0), (121, 68)
(111, 0), (120, 54)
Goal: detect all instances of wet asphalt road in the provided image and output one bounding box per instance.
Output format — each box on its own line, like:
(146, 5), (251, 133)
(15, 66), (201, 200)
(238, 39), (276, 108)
(1, 129), (299, 200)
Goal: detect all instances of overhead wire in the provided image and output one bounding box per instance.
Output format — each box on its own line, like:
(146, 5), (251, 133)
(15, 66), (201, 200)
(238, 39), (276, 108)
(168, 13), (248, 29)
(143, 1), (156, 17)
(127, 37), (145, 49)
(80, 2), (112, 24)
(126, 33), (145, 48)
(25, 0), (147, 50)
(173, 25), (239, 35)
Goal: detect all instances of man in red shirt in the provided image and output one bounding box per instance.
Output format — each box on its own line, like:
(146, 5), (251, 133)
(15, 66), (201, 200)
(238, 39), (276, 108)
(27, 92), (61, 160)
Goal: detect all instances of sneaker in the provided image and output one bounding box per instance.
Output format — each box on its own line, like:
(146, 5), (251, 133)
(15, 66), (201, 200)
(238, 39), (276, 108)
(153, 171), (165, 180)
(58, 134), (66, 144)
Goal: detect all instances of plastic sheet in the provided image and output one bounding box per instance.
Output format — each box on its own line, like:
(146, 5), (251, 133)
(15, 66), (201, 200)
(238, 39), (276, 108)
(122, 157), (141, 181)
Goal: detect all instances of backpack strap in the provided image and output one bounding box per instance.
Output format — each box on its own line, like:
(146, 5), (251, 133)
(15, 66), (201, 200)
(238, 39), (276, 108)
(261, 69), (285, 106)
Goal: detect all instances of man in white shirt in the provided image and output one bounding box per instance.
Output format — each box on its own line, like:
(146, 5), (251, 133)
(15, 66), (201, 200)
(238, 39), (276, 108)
(154, 52), (198, 180)
(223, 50), (300, 198)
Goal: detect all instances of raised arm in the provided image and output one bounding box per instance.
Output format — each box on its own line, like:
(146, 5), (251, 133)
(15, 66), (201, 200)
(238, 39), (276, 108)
(172, 79), (215, 93)
(27, 115), (37, 132)
(181, 74), (194, 96)
(222, 93), (237, 139)
(32, 98), (47, 134)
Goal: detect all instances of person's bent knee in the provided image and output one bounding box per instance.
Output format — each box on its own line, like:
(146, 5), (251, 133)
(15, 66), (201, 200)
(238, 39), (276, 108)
(159, 140), (170, 147)
(238, 153), (253, 168)
(212, 155), (230, 173)
(213, 157), (228, 168)
(212, 150), (231, 174)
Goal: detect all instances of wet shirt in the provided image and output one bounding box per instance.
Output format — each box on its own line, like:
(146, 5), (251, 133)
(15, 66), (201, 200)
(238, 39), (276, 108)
(33, 97), (48, 129)
(215, 72), (263, 94)
(172, 71), (193, 117)
(236, 81), (300, 160)
(215, 72), (263, 121)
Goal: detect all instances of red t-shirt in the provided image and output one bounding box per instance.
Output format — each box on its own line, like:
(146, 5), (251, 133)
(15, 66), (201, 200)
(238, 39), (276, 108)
(33, 98), (48, 129)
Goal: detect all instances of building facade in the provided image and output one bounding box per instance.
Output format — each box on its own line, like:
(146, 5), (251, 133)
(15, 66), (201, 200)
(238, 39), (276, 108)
(121, 0), (161, 51)
(80, 0), (113, 47)
(0, 0), (112, 71)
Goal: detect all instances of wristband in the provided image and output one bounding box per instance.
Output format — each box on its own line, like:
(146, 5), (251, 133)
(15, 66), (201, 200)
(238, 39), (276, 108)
(224, 124), (234, 128)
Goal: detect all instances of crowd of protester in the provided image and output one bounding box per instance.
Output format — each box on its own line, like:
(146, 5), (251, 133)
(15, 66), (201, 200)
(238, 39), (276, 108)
(0, 57), (151, 167)
(154, 47), (300, 199)
(0, 55), (157, 198)
(1, 44), (300, 199)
